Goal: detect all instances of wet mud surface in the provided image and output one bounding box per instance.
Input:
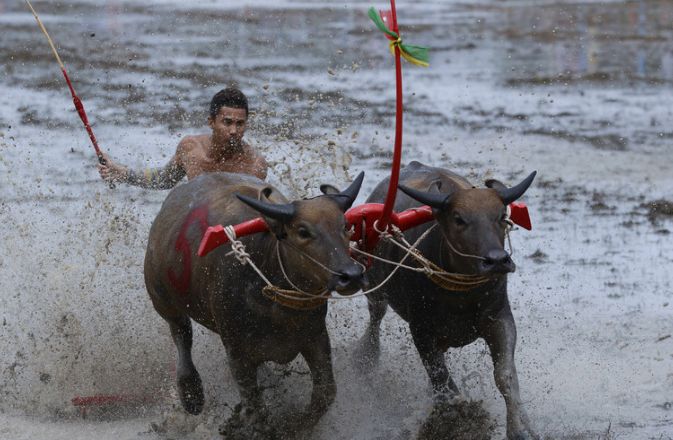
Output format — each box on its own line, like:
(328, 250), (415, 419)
(1, 0), (673, 439)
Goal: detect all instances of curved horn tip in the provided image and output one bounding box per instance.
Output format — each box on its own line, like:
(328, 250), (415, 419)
(398, 184), (449, 209)
(520, 170), (537, 188)
(345, 171), (365, 195)
(498, 171), (537, 204)
(333, 171), (365, 211)
(235, 193), (295, 222)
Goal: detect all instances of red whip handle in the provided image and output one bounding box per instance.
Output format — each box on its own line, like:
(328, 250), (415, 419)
(61, 68), (114, 188)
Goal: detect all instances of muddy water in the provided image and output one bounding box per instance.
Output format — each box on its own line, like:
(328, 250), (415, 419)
(1, 1), (672, 439)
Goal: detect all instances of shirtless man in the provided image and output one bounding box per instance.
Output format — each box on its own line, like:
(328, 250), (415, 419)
(98, 87), (267, 188)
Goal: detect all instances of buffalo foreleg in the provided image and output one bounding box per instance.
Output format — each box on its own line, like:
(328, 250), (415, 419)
(227, 352), (264, 411)
(167, 314), (204, 415)
(481, 309), (537, 440)
(410, 325), (461, 402)
(301, 324), (337, 421)
(353, 292), (388, 369)
(220, 350), (278, 439)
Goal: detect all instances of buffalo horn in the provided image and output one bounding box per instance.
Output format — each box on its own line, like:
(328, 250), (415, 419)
(493, 171), (537, 205)
(330, 171), (365, 211)
(236, 193), (296, 223)
(398, 184), (449, 209)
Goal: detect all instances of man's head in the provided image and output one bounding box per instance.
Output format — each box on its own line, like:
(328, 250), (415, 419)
(209, 88), (249, 118)
(208, 88), (249, 149)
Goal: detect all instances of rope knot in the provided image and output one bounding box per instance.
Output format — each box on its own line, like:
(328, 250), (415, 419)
(223, 225), (250, 264)
(374, 219), (395, 241)
(389, 224), (406, 241)
(230, 241), (250, 264)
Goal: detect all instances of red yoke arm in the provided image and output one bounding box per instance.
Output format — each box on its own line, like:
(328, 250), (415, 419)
(197, 218), (268, 257)
(197, 203), (531, 257)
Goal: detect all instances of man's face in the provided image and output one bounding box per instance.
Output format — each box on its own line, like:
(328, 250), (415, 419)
(209, 106), (247, 147)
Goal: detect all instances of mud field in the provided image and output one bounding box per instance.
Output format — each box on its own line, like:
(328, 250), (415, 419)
(1, 0), (672, 439)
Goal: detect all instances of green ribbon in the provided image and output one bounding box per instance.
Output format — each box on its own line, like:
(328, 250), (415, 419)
(368, 7), (429, 67)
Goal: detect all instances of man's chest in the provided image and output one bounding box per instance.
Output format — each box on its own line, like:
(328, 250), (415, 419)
(182, 153), (253, 179)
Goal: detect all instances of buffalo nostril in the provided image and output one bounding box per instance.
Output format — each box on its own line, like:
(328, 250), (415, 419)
(481, 249), (514, 273)
(337, 266), (364, 287)
(484, 250), (509, 265)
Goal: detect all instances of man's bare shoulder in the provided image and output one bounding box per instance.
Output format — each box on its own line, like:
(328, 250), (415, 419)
(243, 142), (268, 179)
(244, 141), (265, 158)
(177, 134), (209, 153)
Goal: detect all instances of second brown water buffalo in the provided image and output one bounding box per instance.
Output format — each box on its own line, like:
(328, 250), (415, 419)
(144, 171), (365, 435)
(355, 161), (537, 440)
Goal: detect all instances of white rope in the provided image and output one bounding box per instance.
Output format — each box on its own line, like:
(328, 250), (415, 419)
(368, 224), (482, 278)
(327, 225), (439, 299)
(220, 218), (516, 303)
(275, 241), (329, 298)
(279, 240), (341, 276)
(223, 226), (273, 287)
(223, 225), (330, 303)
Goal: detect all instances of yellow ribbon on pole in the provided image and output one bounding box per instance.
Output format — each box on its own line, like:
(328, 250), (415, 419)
(388, 37), (429, 68)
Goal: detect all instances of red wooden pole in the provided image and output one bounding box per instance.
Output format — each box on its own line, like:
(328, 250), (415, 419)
(378, 0), (403, 232)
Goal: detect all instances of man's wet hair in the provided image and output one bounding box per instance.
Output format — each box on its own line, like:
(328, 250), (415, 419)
(209, 88), (249, 118)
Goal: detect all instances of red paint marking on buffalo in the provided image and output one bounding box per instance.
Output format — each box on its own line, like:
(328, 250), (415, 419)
(168, 205), (210, 294)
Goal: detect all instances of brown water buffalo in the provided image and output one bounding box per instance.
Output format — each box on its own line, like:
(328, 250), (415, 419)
(144, 171), (365, 433)
(355, 161), (537, 440)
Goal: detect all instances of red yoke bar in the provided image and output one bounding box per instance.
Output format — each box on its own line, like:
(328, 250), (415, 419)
(508, 202), (531, 231)
(197, 218), (268, 257)
(197, 203), (531, 257)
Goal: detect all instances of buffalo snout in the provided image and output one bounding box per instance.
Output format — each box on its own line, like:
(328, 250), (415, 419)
(329, 264), (366, 295)
(480, 249), (515, 274)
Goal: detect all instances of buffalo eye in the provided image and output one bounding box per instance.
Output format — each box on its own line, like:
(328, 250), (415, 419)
(453, 214), (467, 227)
(297, 226), (313, 239)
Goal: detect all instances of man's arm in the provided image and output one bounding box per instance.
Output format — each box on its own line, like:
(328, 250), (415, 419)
(251, 153), (268, 180)
(97, 150), (186, 190)
(126, 155), (186, 189)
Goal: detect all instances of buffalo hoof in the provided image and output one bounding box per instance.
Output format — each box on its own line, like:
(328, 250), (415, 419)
(219, 403), (279, 440)
(417, 400), (495, 440)
(308, 381), (336, 416)
(432, 378), (463, 406)
(177, 371), (204, 415)
(305, 397), (334, 425)
(507, 411), (539, 440)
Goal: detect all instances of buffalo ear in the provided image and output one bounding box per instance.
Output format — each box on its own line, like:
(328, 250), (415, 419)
(491, 171), (537, 205)
(320, 184), (340, 195)
(485, 179), (507, 192)
(327, 171), (365, 212)
(259, 187), (274, 201)
(255, 188), (287, 237)
(428, 180), (442, 194)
